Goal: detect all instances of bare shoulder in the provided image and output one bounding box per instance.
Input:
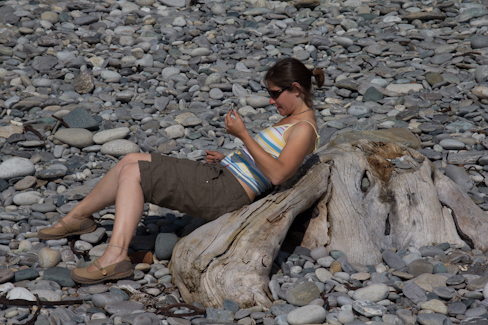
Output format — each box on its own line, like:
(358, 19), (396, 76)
(283, 118), (318, 144)
(289, 118), (318, 133)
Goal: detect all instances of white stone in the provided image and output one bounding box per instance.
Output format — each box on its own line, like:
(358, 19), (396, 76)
(338, 310), (355, 324)
(238, 106), (257, 117)
(315, 268), (333, 282)
(89, 243), (108, 257)
(209, 88), (224, 100)
(75, 240), (93, 251)
(114, 26), (136, 35)
(173, 16), (186, 27)
(56, 51), (76, 62)
(352, 284), (390, 302)
(334, 272), (350, 281)
(0, 157), (35, 180)
(88, 56), (105, 68)
(7, 288), (36, 301)
(375, 263), (387, 273)
(379, 121), (396, 128)
(54, 128), (94, 148)
(211, 3), (226, 15)
(473, 86), (488, 99)
(190, 48), (212, 57)
(386, 84), (424, 94)
(13, 191), (42, 205)
(287, 305), (327, 325)
(233, 83), (248, 97)
(100, 140), (140, 157)
(343, 0), (361, 6)
(420, 299), (448, 314)
(38, 247), (61, 268)
(154, 267), (171, 278)
(246, 96), (270, 108)
(31, 290), (62, 302)
(100, 70), (122, 81)
(121, 2), (139, 13)
(160, 0), (185, 7)
(18, 240), (32, 252)
(371, 78), (388, 88)
(119, 36), (135, 46)
(32, 78), (53, 87)
(0, 283), (15, 294)
(317, 256), (335, 268)
(162, 67), (180, 80)
(135, 0), (154, 6)
(93, 127), (130, 144)
(174, 112), (202, 126)
(351, 272), (371, 281)
(165, 125), (185, 139)
(285, 28), (306, 37)
(383, 16), (402, 23)
(135, 54), (153, 67)
(4, 96), (20, 109)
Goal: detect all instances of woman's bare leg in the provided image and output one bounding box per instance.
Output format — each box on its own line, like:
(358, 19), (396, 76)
(86, 160), (145, 271)
(52, 153), (151, 229)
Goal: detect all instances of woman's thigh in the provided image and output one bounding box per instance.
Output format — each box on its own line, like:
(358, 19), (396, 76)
(139, 153), (250, 220)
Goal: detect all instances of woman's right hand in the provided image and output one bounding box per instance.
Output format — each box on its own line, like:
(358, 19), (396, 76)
(225, 109), (249, 139)
(205, 150), (225, 163)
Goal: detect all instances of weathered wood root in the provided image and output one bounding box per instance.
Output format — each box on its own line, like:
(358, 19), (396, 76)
(302, 140), (488, 265)
(170, 159), (330, 308)
(170, 139), (488, 308)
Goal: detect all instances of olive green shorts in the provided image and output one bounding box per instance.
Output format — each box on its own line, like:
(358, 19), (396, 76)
(139, 153), (251, 221)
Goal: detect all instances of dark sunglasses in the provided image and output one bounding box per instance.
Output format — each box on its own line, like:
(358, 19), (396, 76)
(267, 86), (289, 99)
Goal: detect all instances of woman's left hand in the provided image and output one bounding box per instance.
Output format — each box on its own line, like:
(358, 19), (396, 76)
(205, 150), (225, 163)
(225, 109), (249, 139)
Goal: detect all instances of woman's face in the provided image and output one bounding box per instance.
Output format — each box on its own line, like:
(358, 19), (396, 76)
(267, 81), (298, 116)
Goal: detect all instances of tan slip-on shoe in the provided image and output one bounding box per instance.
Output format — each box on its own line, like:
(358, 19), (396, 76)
(37, 217), (97, 240)
(70, 257), (133, 284)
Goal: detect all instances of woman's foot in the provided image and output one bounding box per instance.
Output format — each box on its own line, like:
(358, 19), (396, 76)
(71, 257), (133, 284)
(50, 214), (90, 229)
(37, 216), (97, 240)
(86, 247), (127, 272)
(71, 246), (132, 284)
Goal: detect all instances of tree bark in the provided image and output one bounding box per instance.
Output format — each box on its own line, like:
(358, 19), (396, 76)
(170, 140), (488, 308)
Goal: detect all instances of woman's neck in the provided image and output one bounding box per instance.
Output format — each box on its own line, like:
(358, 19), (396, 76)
(288, 105), (313, 118)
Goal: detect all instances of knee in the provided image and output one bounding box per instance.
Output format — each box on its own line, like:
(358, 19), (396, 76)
(118, 162), (141, 183)
(120, 153), (140, 165)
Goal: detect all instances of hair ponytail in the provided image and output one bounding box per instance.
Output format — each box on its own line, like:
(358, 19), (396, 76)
(312, 69), (325, 88)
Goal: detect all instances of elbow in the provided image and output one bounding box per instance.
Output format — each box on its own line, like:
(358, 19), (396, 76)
(270, 179), (282, 186)
(270, 175), (289, 186)
(268, 166), (297, 186)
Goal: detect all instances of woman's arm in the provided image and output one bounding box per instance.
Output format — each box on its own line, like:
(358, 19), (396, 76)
(225, 110), (316, 185)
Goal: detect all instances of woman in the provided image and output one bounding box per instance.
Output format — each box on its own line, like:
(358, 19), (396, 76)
(37, 58), (325, 284)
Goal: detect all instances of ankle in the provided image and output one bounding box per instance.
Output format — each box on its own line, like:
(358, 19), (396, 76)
(104, 244), (129, 259)
(65, 214), (90, 221)
(107, 244), (128, 252)
(98, 253), (127, 267)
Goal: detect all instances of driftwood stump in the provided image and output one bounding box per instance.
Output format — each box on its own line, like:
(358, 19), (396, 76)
(170, 139), (488, 308)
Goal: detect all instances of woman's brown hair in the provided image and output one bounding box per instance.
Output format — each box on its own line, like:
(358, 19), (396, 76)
(264, 58), (325, 108)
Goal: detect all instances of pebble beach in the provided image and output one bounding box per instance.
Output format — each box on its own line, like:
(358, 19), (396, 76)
(3, 0), (488, 324)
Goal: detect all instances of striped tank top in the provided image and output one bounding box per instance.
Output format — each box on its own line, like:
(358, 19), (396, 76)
(221, 120), (320, 196)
